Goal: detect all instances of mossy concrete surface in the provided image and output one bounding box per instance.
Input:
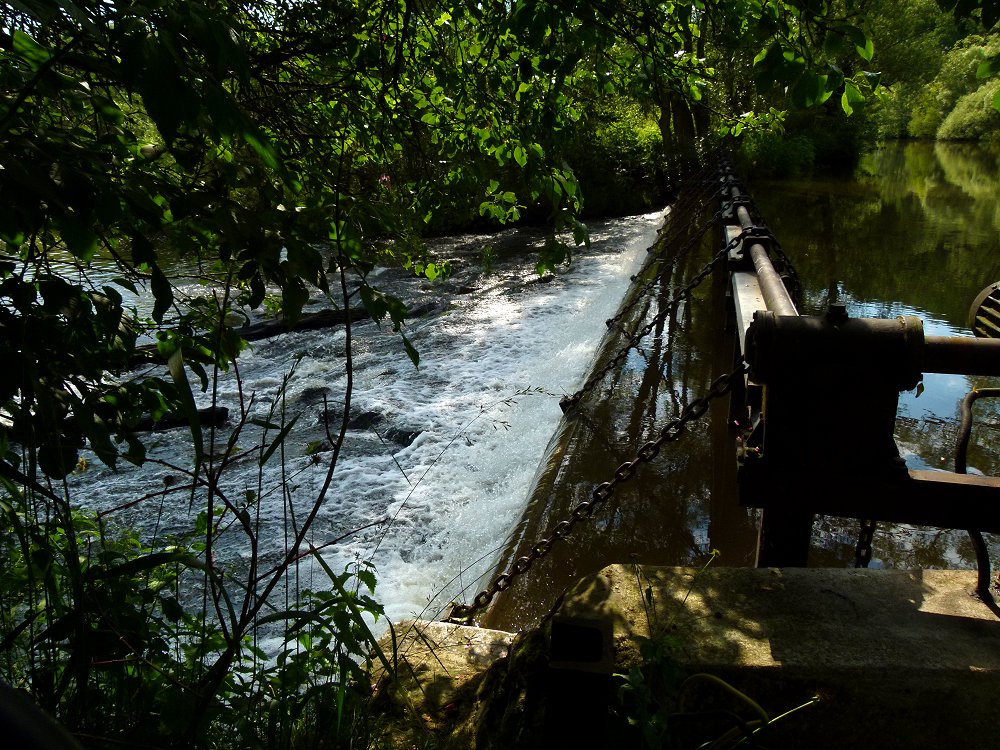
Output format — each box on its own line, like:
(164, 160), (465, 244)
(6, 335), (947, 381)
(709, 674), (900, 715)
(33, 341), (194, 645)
(376, 567), (1000, 748)
(560, 565), (1000, 748)
(372, 620), (547, 749)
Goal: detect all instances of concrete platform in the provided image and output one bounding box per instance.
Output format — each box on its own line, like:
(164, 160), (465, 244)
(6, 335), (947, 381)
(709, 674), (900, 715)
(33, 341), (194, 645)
(557, 565), (1000, 748)
(377, 568), (1000, 748)
(380, 619), (515, 709)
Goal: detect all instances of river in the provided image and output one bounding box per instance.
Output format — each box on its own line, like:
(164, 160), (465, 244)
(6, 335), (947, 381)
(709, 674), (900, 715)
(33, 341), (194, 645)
(71, 141), (1000, 634)
(68, 210), (663, 632)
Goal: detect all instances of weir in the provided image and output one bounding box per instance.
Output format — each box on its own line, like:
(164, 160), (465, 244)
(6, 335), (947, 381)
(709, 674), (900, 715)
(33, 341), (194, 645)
(451, 156), (1000, 628)
(396, 157), (1000, 747)
(469, 160), (760, 630)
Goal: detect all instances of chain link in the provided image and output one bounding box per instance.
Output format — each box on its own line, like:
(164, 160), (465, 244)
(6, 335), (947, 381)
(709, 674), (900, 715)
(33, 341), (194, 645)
(603, 159), (731, 344)
(854, 519), (876, 568)
(609, 205), (727, 329)
(560, 231), (748, 413)
(445, 361), (750, 624)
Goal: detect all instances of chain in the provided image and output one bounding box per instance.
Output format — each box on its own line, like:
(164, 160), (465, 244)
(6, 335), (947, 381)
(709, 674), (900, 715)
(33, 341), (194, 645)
(660, 172), (726, 236)
(854, 519), (876, 568)
(560, 230), (747, 413)
(649, 160), (728, 258)
(767, 238), (804, 308)
(664, 158), (725, 212)
(445, 361), (750, 624)
(603, 161), (737, 344)
(659, 189), (723, 251)
(609, 205), (726, 330)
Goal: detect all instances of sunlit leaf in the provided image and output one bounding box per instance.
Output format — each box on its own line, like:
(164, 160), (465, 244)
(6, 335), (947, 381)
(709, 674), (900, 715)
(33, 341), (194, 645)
(11, 30), (51, 69)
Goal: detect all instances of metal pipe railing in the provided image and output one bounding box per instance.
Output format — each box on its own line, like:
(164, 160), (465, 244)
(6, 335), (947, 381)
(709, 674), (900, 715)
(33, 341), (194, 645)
(924, 335), (1000, 376)
(748, 245), (798, 317)
(730, 197), (798, 317)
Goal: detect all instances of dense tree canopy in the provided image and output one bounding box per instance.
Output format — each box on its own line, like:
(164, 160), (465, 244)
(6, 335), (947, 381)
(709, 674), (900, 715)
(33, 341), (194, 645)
(0, 0), (882, 482)
(0, 0), (891, 746)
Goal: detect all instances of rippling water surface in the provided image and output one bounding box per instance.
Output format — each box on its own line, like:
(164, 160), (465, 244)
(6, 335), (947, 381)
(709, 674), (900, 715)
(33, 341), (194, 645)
(70, 211), (663, 627)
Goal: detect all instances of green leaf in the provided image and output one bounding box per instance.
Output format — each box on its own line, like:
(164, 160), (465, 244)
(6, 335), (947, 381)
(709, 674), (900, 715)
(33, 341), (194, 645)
(259, 413), (301, 466)
(401, 333), (419, 368)
(87, 551), (204, 581)
(841, 80), (865, 116)
(844, 27), (874, 62)
(357, 566), (377, 593)
(160, 595), (185, 623)
(359, 285), (407, 331)
(328, 220), (363, 261)
(242, 130), (281, 171)
(112, 276), (139, 295)
(11, 30), (51, 70)
(841, 91), (853, 117)
(57, 219), (99, 262)
(978, 55), (1000, 79)
(862, 70), (881, 88)
(280, 278), (309, 325)
(139, 41), (199, 143)
(150, 264), (172, 323)
(790, 72), (831, 108)
(37, 439), (78, 480)
(167, 349), (204, 475)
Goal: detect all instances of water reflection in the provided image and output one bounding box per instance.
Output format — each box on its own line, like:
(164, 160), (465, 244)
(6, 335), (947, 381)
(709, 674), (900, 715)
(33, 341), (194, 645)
(754, 142), (1000, 328)
(485, 211), (760, 630)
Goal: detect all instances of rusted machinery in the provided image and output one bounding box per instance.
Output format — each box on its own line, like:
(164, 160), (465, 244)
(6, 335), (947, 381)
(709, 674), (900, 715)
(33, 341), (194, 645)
(721, 168), (1000, 576)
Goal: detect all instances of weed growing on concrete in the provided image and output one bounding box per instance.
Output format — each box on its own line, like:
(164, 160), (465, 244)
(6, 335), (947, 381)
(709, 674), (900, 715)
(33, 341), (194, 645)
(613, 551), (819, 748)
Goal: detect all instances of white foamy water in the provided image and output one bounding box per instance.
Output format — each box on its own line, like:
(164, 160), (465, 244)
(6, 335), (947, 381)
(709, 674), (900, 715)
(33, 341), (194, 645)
(70, 211), (664, 629)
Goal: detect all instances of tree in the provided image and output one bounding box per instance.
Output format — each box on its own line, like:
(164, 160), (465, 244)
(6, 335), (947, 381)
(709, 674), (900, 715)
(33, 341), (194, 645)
(907, 34), (1000, 138)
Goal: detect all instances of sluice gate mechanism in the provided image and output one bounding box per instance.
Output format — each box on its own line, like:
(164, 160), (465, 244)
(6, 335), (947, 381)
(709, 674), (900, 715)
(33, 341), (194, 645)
(720, 163), (1000, 591)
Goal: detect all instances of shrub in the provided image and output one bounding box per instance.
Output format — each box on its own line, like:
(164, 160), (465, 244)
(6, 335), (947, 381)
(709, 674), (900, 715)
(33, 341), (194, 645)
(566, 97), (669, 216)
(937, 79), (1000, 140)
(908, 36), (1000, 139)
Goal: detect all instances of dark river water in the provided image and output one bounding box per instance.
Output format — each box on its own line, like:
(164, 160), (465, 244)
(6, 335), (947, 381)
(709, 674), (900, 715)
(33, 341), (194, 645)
(483, 141), (1000, 630)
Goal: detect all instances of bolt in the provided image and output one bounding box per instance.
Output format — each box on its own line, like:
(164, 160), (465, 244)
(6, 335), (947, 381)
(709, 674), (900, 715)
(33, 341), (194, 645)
(827, 303), (848, 325)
